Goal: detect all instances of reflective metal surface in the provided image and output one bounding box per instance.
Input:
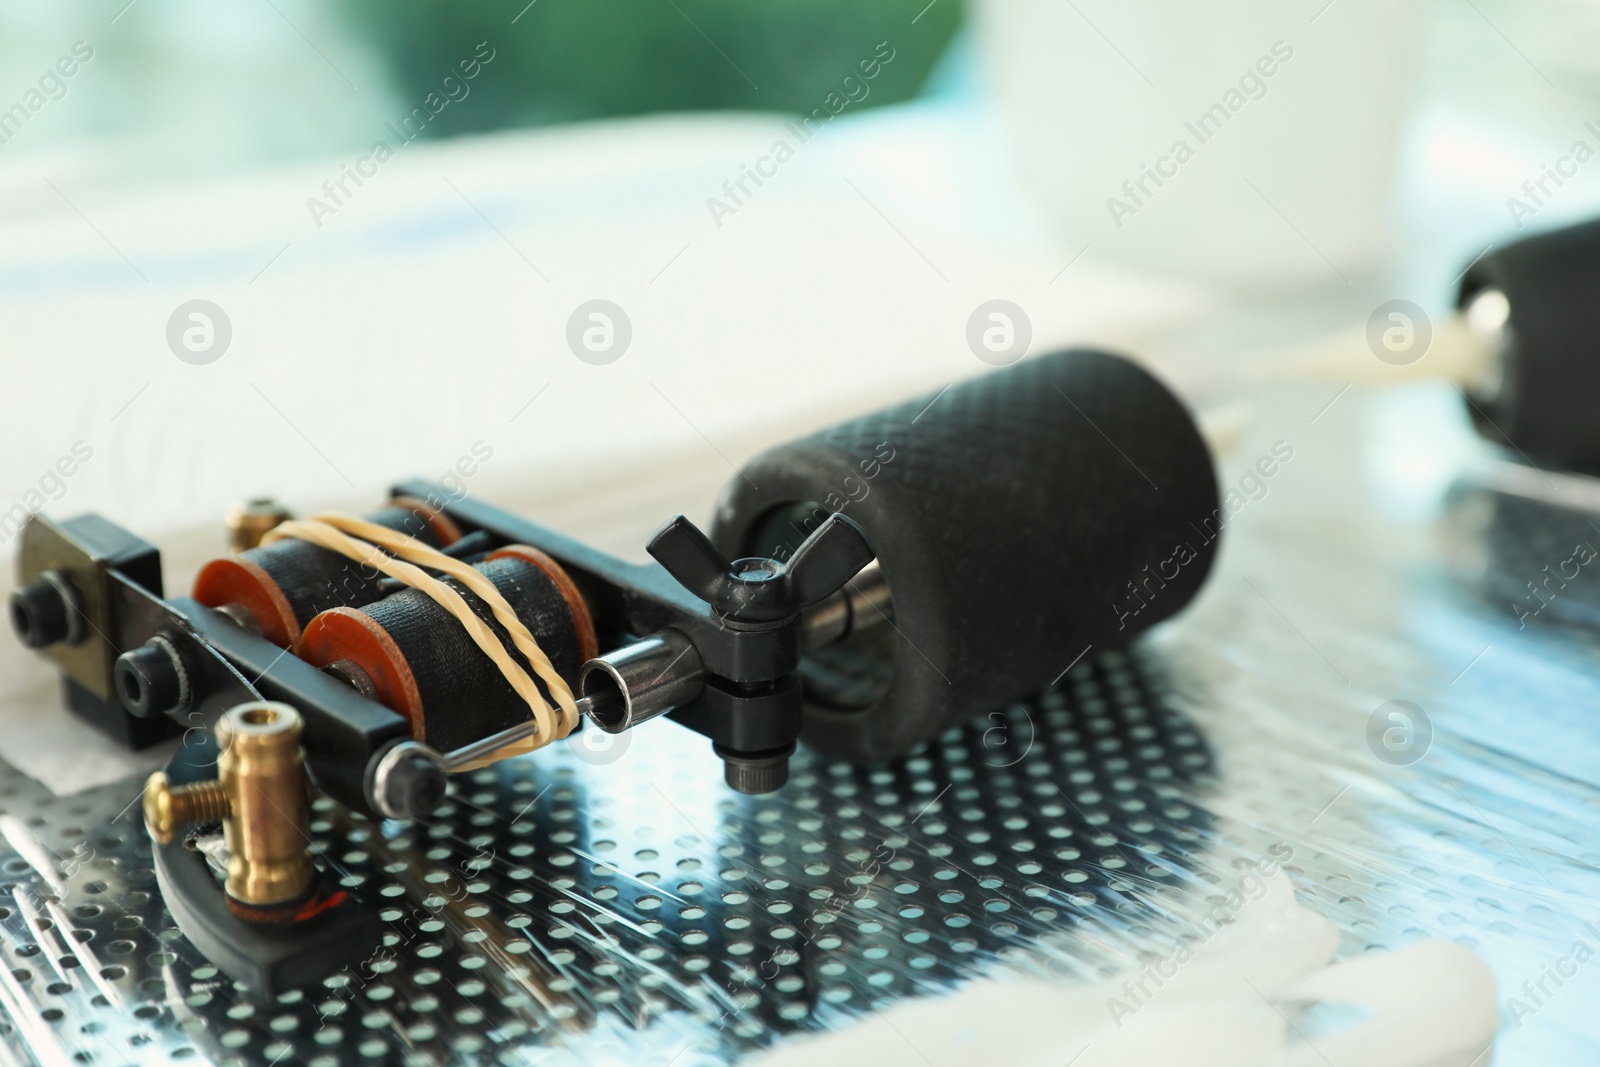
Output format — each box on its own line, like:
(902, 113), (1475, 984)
(1, 383), (1598, 1064)
(0, 648), (1213, 1067)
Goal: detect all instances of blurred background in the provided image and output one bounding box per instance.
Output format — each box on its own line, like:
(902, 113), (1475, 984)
(3, 0), (1600, 546)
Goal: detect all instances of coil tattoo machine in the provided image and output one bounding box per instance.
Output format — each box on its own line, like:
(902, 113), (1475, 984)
(9, 350), (1221, 991)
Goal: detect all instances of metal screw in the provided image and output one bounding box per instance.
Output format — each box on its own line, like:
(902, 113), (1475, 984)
(114, 637), (188, 718)
(716, 744), (793, 795)
(226, 497), (291, 552)
(143, 772), (230, 846)
(367, 741), (448, 821)
(322, 658), (379, 701)
(8, 570), (84, 649)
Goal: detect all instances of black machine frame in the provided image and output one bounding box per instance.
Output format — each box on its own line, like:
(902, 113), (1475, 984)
(12, 480), (874, 992)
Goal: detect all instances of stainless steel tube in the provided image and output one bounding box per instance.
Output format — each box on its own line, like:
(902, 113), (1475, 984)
(800, 558), (892, 651)
(579, 629), (705, 734)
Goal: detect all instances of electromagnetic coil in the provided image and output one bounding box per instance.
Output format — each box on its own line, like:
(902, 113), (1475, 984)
(295, 546), (597, 753)
(192, 499), (461, 648)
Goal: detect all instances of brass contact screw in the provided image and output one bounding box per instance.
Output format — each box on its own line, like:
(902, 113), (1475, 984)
(142, 700), (313, 910)
(143, 774), (229, 846)
(225, 497), (291, 552)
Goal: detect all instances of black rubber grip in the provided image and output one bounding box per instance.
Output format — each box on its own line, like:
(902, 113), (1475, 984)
(710, 350), (1221, 763)
(1458, 218), (1600, 475)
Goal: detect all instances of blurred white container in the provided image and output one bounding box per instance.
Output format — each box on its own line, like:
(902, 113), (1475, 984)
(975, 0), (1421, 288)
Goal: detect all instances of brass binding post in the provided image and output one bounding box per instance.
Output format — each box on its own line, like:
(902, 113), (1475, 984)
(143, 700), (312, 914)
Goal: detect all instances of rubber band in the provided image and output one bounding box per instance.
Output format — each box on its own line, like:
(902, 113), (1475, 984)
(265, 514), (574, 766)
(297, 515), (579, 733)
(262, 514), (578, 768)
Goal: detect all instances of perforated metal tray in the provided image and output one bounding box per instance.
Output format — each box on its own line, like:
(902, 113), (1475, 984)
(0, 645), (1226, 1066)
(2, 384), (1599, 1065)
